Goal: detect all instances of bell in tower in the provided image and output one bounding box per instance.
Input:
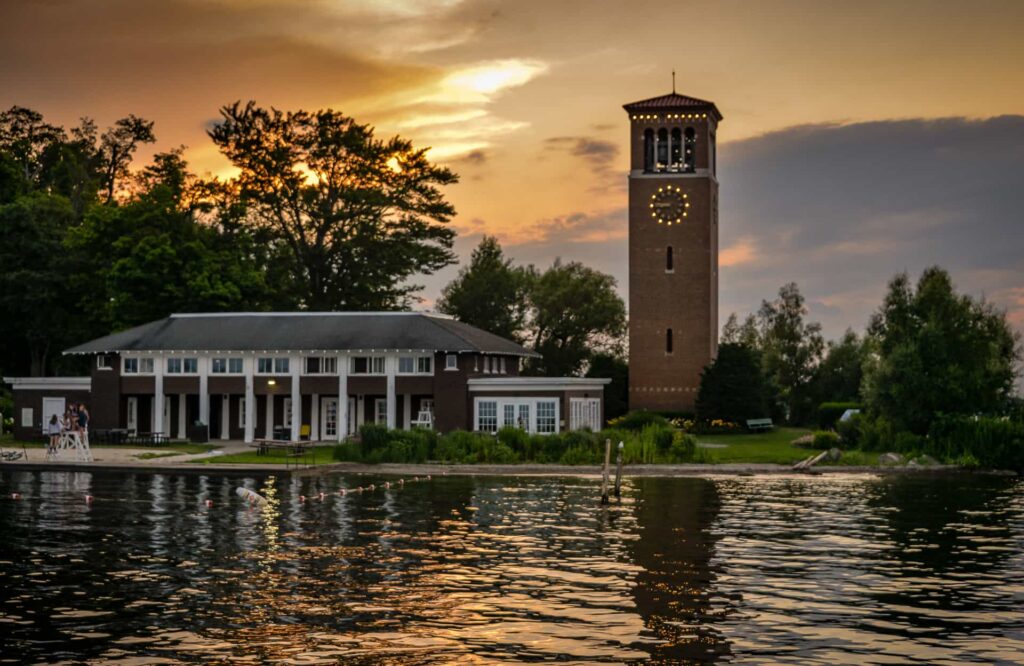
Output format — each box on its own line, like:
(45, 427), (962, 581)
(623, 89), (722, 412)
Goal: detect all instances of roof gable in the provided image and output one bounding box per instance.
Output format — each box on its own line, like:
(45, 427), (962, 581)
(64, 312), (539, 357)
(623, 92), (722, 120)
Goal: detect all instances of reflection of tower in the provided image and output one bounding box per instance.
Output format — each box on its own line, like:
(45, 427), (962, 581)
(624, 91), (722, 412)
(628, 477), (730, 661)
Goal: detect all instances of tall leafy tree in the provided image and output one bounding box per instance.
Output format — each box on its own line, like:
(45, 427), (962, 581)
(696, 343), (770, 423)
(437, 236), (532, 341)
(208, 101), (458, 310)
(756, 283), (825, 422)
(0, 193), (75, 375)
(863, 267), (1020, 434)
(810, 328), (867, 405)
(66, 151), (273, 331)
(586, 352), (629, 420)
(97, 115), (155, 203)
(526, 259), (626, 376)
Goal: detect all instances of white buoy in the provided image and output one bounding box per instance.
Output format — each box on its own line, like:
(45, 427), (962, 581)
(84, 495), (93, 504)
(10, 492), (20, 500)
(235, 487), (268, 505)
(339, 488), (347, 496)
(205, 499), (213, 508)
(398, 479), (405, 485)
(383, 481), (390, 489)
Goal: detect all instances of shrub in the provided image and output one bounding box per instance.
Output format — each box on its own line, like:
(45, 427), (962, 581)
(608, 410), (670, 432)
(811, 430), (841, 449)
(926, 415), (1024, 471)
(859, 415), (898, 451)
(818, 402), (862, 430)
(669, 432), (697, 462)
(497, 427), (530, 457)
(359, 424), (391, 456)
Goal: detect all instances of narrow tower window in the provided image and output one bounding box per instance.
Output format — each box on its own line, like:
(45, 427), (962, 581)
(643, 129), (654, 172)
(666, 328), (673, 354)
(666, 246), (674, 272)
(684, 127), (696, 173)
(657, 128), (668, 171)
(670, 128), (682, 170)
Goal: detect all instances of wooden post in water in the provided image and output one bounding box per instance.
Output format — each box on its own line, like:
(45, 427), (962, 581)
(614, 441), (624, 498)
(600, 438), (611, 504)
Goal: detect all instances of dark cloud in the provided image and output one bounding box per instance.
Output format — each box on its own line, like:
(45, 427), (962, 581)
(717, 116), (1024, 337)
(543, 136), (619, 164)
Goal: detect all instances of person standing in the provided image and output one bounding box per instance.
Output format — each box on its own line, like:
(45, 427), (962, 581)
(77, 404), (90, 445)
(46, 414), (61, 457)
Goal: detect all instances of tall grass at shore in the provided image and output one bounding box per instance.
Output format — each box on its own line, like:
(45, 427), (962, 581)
(332, 424), (699, 465)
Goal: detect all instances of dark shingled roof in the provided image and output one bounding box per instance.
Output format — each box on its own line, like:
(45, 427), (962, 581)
(64, 313), (540, 357)
(623, 92), (723, 120)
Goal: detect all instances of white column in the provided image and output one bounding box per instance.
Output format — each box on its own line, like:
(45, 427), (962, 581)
(265, 393), (274, 440)
(290, 354), (301, 442)
(337, 354), (348, 443)
(244, 356), (255, 444)
(385, 355), (397, 430)
(153, 355), (164, 436)
(311, 393), (320, 441)
(220, 395), (230, 440)
(198, 357), (209, 429)
(357, 395), (364, 429)
(177, 394), (187, 439)
(402, 393), (411, 431)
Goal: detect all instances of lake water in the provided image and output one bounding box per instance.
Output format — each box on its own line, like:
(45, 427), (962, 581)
(1, 470), (1022, 664)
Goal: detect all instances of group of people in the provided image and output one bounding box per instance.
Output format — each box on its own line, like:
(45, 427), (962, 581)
(46, 403), (89, 455)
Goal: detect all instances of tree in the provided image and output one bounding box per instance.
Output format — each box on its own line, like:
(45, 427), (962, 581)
(97, 115), (155, 203)
(437, 236), (532, 341)
(208, 101), (458, 310)
(863, 266), (1020, 434)
(0, 106), (64, 187)
(587, 353), (629, 420)
(810, 328), (867, 406)
(65, 151), (273, 332)
(721, 312), (760, 348)
(526, 259), (626, 376)
(0, 193), (75, 375)
(757, 283), (824, 422)
(696, 343), (770, 423)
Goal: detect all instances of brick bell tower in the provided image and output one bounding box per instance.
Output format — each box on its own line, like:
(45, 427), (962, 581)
(624, 88), (722, 412)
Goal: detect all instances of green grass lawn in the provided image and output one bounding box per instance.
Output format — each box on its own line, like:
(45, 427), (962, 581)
(695, 427), (817, 464)
(201, 445), (338, 465)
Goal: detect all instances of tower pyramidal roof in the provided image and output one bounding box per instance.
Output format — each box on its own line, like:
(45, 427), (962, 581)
(623, 91), (723, 120)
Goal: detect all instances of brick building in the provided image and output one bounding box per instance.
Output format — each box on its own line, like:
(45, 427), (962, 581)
(5, 312), (607, 442)
(624, 90), (722, 412)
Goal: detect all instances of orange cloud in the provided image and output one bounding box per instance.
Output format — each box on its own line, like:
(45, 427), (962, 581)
(720, 238), (755, 267)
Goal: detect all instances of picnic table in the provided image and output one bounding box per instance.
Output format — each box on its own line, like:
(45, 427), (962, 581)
(250, 439), (315, 468)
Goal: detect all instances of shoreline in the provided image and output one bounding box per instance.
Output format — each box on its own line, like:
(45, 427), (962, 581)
(1, 459), (1016, 478)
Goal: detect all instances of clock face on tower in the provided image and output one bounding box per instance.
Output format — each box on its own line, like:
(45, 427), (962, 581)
(649, 186), (689, 225)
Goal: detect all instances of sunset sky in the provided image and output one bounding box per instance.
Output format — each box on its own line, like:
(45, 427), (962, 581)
(3, 0), (1023, 340)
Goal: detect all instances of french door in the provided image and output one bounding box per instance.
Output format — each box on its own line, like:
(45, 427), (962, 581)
(322, 398), (338, 439)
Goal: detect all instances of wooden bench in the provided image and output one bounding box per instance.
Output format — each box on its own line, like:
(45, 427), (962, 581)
(745, 418), (774, 432)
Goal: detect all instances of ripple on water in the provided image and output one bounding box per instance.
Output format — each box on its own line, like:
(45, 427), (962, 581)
(0, 471), (1021, 664)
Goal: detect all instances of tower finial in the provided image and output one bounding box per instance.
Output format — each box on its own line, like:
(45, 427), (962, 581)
(672, 70), (676, 93)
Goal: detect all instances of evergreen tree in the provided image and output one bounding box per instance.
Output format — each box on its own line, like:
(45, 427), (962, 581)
(696, 343), (770, 423)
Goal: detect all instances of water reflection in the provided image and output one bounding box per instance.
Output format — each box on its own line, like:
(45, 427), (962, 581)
(0, 470), (1021, 664)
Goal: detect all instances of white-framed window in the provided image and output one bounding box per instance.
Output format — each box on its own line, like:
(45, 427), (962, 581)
(239, 398), (246, 428)
(350, 356), (385, 375)
(374, 398), (388, 424)
(212, 357), (244, 374)
(473, 398), (559, 435)
(445, 354), (458, 371)
(283, 398), (293, 428)
(503, 404), (516, 428)
(304, 356), (337, 375)
(166, 357), (196, 374)
(257, 357), (289, 374)
(97, 356), (112, 370)
(536, 400), (557, 434)
(122, 357), (154, 374)
(398, 355), (433, 375)
(477, 400), (498, 433)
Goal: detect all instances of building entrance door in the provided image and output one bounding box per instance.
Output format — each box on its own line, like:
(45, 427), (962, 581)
(126, 396), (138, 433)
(322, 398), (338, 439)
